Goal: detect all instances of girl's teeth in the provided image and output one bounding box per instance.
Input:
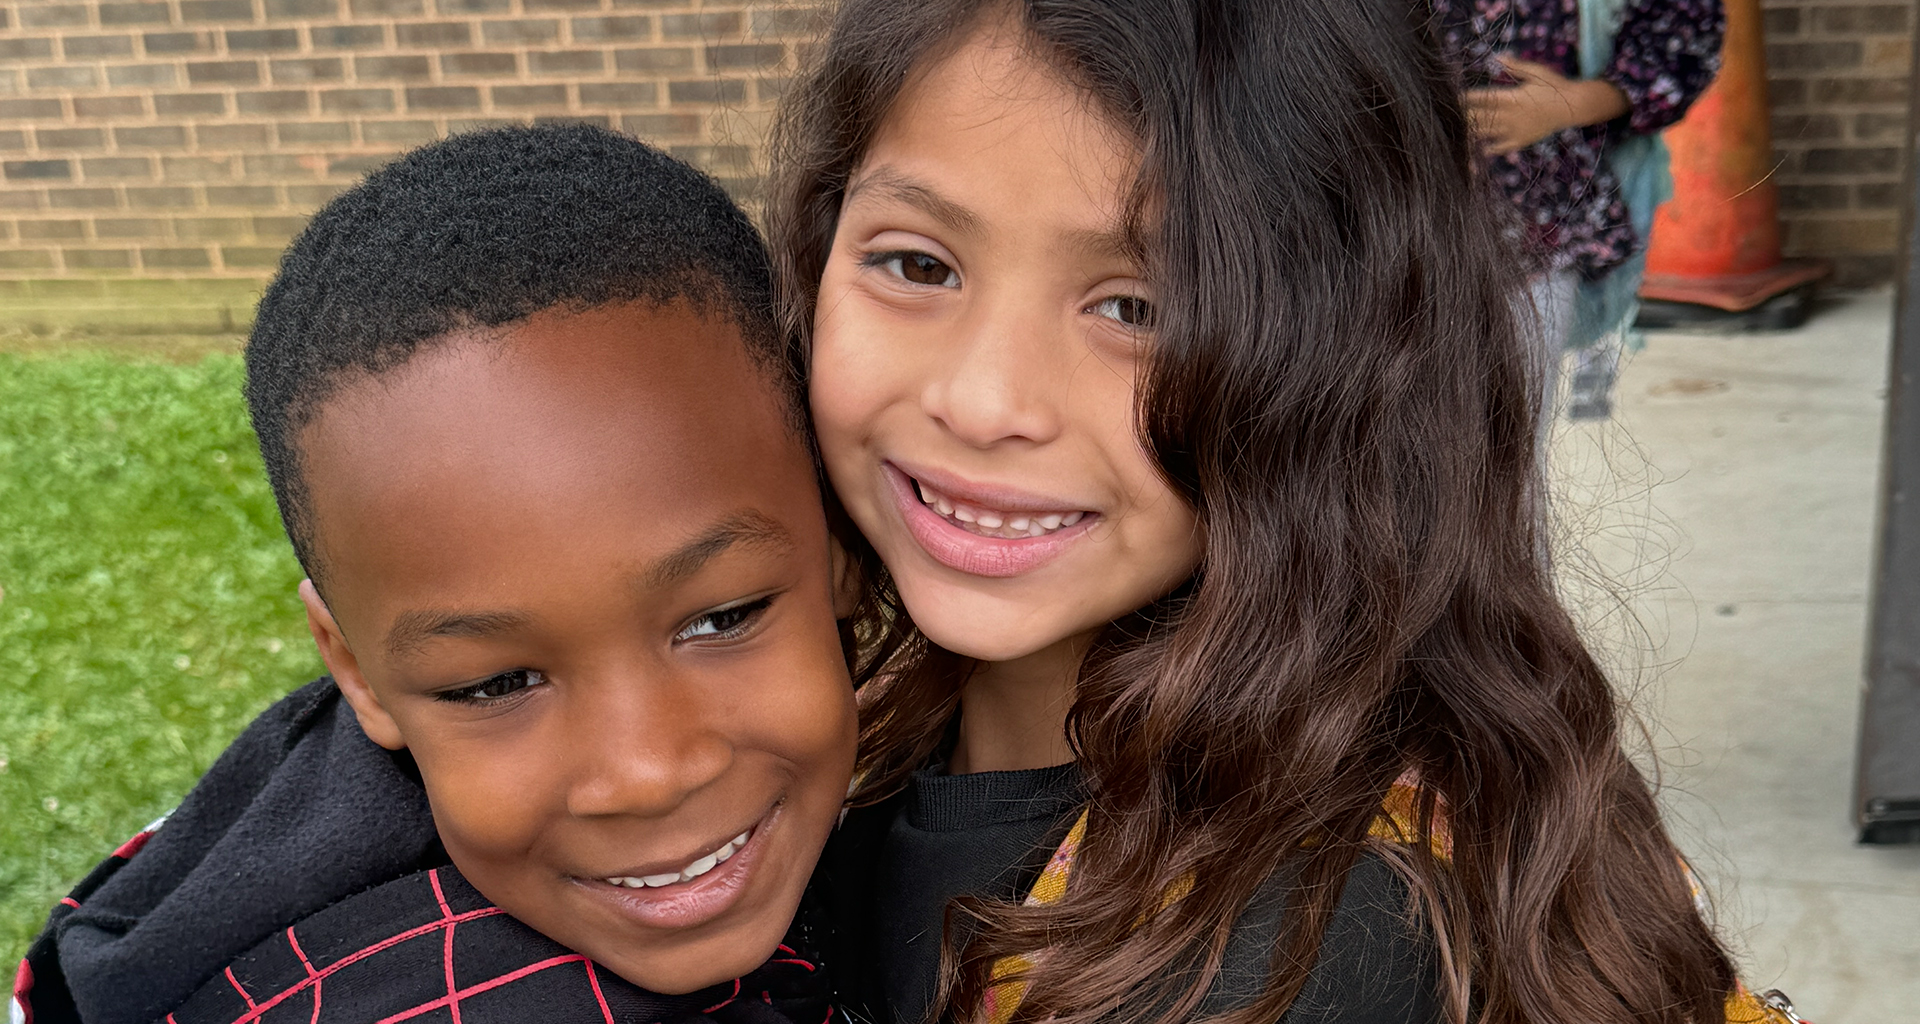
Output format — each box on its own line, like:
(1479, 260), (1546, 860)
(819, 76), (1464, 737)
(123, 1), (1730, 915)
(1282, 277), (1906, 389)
(641, 872), (681, 887)
(683, 853), (718, 879)
(914, 478), (1089, 538)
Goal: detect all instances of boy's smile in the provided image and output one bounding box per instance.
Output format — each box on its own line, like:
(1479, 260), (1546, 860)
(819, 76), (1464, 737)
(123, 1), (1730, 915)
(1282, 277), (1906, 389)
(291, 300), (856, 993)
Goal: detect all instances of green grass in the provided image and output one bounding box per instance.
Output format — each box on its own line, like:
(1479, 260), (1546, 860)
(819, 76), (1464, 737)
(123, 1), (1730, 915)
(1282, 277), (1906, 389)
(0, 351), (322, 964)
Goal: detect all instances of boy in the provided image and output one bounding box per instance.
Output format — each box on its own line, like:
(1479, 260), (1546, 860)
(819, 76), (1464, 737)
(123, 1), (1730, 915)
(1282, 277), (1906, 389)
(15, 125), (857, 1024)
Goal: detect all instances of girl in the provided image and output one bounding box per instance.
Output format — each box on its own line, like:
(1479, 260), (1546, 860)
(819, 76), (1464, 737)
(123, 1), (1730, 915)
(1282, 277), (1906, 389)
(770, 1), (1766, 1022)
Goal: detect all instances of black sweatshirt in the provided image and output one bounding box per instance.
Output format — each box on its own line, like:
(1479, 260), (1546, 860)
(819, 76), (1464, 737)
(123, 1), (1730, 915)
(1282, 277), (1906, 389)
(15, 678), (832, 1024)
(813, 763), (1442, 1024)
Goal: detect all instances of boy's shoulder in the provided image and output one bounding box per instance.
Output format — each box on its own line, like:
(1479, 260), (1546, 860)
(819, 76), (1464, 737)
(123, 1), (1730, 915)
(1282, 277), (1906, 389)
(15, 677), (446, 1024)
(157, 863), (832, 1024)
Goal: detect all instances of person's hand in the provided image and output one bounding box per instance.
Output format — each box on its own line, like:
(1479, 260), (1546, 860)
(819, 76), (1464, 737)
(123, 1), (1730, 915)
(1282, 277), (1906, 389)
(1465, 56), (1631, 156)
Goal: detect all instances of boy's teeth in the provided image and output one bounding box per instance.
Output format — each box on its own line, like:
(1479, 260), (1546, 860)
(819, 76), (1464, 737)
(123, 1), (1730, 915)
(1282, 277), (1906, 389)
(605, 830), (752, 889)
(914, 480), (1088, 540)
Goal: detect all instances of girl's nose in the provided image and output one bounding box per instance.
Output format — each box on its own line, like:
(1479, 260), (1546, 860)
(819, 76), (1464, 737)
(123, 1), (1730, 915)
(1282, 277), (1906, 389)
(919, 300), (1066, 449)
(562, 676), (734, 820)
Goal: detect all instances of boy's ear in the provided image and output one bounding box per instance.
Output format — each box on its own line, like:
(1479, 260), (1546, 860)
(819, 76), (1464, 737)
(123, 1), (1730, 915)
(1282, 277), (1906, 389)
(830, 535), (860, 619)
(299, 579), (407, 751)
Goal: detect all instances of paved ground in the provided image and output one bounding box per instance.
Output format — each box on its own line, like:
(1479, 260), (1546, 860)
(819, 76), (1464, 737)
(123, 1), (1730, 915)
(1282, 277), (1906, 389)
(1549, 288), (1918, 1022)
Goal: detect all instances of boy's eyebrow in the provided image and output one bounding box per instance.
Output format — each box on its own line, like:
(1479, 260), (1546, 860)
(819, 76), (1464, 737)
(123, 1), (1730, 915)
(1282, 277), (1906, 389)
(844, 168), (981, 236)
(643, 510), (793, 589)
(386, 609), (531, 657)
(382, 512), (791, 656)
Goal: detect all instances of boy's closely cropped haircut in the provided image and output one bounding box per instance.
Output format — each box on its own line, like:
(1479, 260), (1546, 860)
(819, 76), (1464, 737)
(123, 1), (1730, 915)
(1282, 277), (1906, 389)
(244, 123), (786, 584)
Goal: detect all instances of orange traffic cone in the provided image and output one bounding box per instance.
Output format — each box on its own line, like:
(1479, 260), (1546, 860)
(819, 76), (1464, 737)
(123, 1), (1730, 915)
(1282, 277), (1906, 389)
(1639, 0), (1830, 311)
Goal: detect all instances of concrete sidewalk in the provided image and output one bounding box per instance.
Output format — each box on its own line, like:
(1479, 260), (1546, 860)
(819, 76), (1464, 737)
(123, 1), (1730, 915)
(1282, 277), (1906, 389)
(1549, 289), (1918, 1022)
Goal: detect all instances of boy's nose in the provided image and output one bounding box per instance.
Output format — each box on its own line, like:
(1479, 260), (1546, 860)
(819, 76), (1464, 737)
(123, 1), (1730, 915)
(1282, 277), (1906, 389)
(560, 677), (734, 820)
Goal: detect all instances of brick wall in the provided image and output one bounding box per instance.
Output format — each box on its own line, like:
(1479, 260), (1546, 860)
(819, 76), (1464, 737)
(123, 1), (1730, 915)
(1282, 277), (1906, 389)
(0, 0), (817, 283)
(1764, 0), (1916, 286)
(1, 0), (1914, 292)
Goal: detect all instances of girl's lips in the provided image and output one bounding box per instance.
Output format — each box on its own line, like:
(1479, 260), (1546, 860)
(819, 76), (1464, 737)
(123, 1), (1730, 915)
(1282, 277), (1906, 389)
(574, 805), (777, 931)
(884, 462), (1096, 578)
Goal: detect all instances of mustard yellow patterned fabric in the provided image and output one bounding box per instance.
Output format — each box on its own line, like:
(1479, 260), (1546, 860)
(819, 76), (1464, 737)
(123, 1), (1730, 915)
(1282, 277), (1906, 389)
(982, 785), (1811, 1024)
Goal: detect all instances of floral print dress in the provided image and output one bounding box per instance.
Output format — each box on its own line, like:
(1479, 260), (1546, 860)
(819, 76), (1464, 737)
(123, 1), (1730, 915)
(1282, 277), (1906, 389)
(1434, 0), (1725, 280)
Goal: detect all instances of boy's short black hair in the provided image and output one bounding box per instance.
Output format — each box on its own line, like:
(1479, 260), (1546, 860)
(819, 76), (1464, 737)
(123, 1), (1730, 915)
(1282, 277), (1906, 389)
(244, 123), (785, 583)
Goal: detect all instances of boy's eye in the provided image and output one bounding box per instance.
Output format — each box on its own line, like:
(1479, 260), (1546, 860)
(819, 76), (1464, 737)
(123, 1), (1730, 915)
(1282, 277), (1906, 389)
(1089, 295), (1155, 329)
(867, 250), (959, 288)
(675, 596), (774, 643)
(437, 669), (545, 704)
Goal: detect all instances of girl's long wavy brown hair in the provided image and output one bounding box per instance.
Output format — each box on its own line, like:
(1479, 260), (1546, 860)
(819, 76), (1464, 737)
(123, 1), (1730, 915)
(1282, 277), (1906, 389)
(768, 1), (1740, 1022)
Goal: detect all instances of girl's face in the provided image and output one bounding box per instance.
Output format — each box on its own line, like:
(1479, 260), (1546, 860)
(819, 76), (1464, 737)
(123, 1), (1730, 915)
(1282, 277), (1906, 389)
(810, 24), (1203, 664)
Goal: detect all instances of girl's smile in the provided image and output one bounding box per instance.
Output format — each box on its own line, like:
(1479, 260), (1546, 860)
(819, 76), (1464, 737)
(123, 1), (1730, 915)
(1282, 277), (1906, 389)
(886, 462), (1097, 577)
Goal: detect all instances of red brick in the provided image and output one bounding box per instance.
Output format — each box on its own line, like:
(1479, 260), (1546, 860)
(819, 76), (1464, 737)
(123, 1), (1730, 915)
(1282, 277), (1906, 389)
(527, 49), (603, 73)
(524, 0), (597, 9)
(237, 90), (314, 114)
(480, 19), (558, 43)
(49, 188), (123, 209)
(662, 12), (739, 38)
(353, 0), (424, 12)
(155, 93), (229, 115)
(227, 27), (301, 50)
(327, 153), (397, 174)
(207, 184), (280, 204)
(1788, 216), (1897, 252)
(82, 157), (154, 179)
(1812, 5), (1909, 34)
(16, 220), (88, 240)
(19, 6), (90, 28)
(1811, 76), (1907, 103)
(1764, 7), (1802, 36)
(621, 112), (701, 138)
(144, 31), (210, 53)
(578, 81), (655, 105)
(37, 128), (107, 150)
(172, 215), (249, 238)
(1803, 146), (1901, 173)
(222, 244), (285, 268)
(107, 64), (179, 87)
(396, 21), (472, 45)
(1857, 181), (1904, 208)
(320, 87), (396, 112)
(143, 246), (214, 268)
(180, 0), (259, 22)
(283, 183), (342, 205)
(62, 35), (136, 58)
(440, 0), (512, 10)
(29, 66), (102, 90)
(441, 51), (517, 75)
(1773, 112), (1843, 139)
(277, 121), (351, 143)
(5, 160), (74, 181)
(613, 47), (694, 72)
(196, 123), (269, 147)
(1779, 183), (1851, 209)
(668, 78), (744, 103)
(187, 60), (262, 84)
(706, 43), (783, 69)
(0, 99), (64, 119)
(492, 83), (567, 106)
(361, 119), (438, 143)
(405, 85), (480, 109)
(749, 7), (825, 37)
(67, 248), (138, 269)
(74, 96), (147, 117)
(271, 57), (345, 81)
(264, 0), (339, 17)
(1768, 41), (1864, 70)
(310, 24), (385, 47)
(0, 251), (58, 270)
(99, 3), (174, 25)
(0, 132), (24, 151)
(126, 186), (199, 208)
(355, 55), (433, 79)
(571, 15), (651, 40)
(0, 38), (55, 60)
(252, 214), (308, 238)
(116, 125), (190, 148)
(94, 217), (169, 238)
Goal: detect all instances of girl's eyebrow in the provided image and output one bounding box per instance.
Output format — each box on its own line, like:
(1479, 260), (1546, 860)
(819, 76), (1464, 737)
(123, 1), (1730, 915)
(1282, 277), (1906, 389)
(844, 167), (981, 236)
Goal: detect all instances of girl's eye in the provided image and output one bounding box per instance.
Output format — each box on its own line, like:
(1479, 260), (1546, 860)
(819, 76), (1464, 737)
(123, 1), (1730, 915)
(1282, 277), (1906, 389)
(437, 669), (545, 704)
(867, 251), (959, 288)
(1090, 295), (1155, 329)
(675, 596), (774, 643)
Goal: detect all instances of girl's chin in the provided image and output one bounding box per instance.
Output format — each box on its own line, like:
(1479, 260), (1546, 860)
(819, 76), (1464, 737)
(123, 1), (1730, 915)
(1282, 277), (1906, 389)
(895, 578), (1083, 663)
